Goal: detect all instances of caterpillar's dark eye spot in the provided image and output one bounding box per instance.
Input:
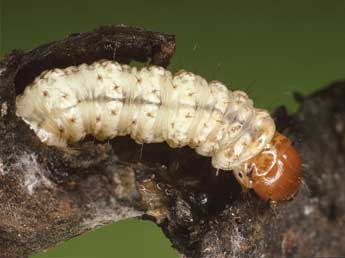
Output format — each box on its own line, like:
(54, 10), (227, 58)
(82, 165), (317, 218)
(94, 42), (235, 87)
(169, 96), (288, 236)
(238, 171), (243, 178)
(247, 164), (254, 176)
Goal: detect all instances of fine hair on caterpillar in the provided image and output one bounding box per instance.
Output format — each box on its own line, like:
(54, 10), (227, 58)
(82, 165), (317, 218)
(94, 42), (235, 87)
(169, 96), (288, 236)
(16, 59), (302, 202)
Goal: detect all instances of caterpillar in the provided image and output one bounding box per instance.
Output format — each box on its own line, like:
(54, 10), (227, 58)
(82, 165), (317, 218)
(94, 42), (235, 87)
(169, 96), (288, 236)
(16, 60), (301, 202)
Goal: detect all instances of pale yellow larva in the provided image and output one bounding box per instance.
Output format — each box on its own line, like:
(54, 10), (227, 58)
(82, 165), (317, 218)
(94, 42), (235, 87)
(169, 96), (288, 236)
(16, 59), (275, 171)
(16, 60), (303, 202)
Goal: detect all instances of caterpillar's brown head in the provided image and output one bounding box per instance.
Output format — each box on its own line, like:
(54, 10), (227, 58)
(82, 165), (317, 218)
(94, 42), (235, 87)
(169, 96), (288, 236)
(234, 132), (301, 202)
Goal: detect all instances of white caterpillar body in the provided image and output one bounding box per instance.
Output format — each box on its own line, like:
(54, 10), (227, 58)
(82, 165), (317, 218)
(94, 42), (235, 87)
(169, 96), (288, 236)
(16, 60), (275, 171)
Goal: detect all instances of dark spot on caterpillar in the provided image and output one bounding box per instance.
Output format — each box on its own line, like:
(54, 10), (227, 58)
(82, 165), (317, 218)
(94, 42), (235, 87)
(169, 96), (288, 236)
(185, 113), (193, 119)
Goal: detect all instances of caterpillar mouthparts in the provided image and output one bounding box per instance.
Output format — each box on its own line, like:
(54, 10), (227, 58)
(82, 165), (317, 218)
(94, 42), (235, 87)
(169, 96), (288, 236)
(16, 59), (301, 202)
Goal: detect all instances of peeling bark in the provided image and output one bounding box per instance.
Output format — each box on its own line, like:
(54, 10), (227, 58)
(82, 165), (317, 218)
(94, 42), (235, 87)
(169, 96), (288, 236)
(0, 25), (344, 258)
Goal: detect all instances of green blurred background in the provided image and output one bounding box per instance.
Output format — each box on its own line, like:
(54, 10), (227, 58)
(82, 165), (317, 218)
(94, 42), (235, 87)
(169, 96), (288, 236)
(1, 0), (345, 257)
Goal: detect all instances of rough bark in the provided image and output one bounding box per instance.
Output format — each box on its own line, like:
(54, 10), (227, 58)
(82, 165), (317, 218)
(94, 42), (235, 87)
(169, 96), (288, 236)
(0, 25), (344, 258)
